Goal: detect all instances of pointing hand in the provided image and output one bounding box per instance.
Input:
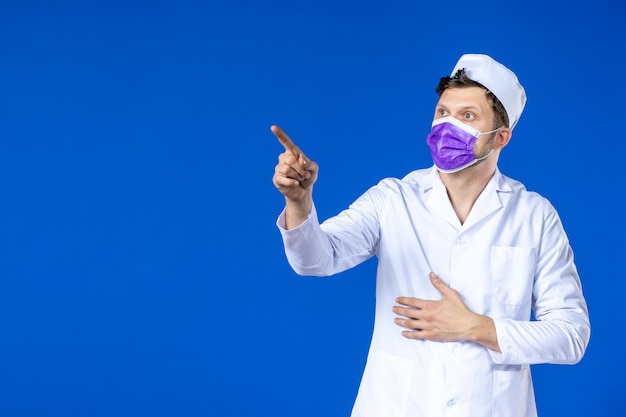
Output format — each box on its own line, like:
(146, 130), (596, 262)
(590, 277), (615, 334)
(271, 125), (319, 203)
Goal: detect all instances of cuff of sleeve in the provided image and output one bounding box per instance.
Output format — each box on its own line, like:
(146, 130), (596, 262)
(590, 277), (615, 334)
(488, 318), (512, 364)
(275, 204), (331, 276)
(276, 204), (318, 232)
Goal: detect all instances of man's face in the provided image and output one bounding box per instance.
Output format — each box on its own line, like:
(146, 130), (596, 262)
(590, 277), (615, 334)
(433, 86), (498, 158)
(433, 86), (495, 132)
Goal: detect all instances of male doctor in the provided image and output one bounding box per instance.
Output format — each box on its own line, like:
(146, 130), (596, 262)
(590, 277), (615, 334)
(271, 54), (590, 417)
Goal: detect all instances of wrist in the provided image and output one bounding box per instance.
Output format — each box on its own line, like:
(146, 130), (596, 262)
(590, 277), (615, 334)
(469, 314), (500, 352)
(284, 193), (313, 230)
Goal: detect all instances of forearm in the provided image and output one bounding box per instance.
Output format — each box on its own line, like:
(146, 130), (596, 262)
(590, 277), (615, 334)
(469, 314), (501, 352)
(284, 189), (313, 230)
(488, 316), (590, 365)
(278, 203), (336, 276)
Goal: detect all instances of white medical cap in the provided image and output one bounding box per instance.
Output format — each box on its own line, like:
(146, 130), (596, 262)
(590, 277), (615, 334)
(451, 54), (527, 129)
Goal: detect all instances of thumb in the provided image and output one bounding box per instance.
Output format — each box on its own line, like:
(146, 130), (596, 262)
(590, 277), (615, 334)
(429, 272), (452, 295)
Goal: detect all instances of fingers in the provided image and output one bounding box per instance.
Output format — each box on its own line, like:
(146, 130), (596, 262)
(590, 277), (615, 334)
(393, 312), (434, 333)
(271, 125), (317, 187)
(393, 274), (437, 332)
(393, 301), (426, 328)
(401, 329), (436, 340)
(395, 296), (423, 309)
(429, 272), (447, 290)
(393, 273), (471, 342)
(271, 125), (314, 170)
(274, 162), (310, 188)
(272, 125), (309, 172)
(271, 125), (303, 158)
(429, 272), (462, 300)
(395, 272), (447, 309)
(393, 304), (420, 318)
(393, 302), (437, 339)
(275, 152), (312, 186)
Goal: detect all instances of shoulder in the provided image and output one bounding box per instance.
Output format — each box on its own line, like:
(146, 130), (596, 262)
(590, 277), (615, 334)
(374, 166), (438, 192)
(348, 167), (436, 211)
(497, 171), (558, 216)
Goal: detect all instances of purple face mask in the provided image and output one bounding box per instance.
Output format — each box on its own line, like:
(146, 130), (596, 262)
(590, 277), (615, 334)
(426, 116), (500, 173)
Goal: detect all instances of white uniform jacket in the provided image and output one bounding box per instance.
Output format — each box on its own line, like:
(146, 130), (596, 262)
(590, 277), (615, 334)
(277, 166), (590, 417)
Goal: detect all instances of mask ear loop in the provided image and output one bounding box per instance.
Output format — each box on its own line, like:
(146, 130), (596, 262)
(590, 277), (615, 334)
(474, 126), (503, 163)
(479, 126), (504, 136)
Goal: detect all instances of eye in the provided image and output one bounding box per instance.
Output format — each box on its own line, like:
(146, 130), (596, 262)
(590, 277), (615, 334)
(463, 112), (475, 120)
(438, 108), (448, 116)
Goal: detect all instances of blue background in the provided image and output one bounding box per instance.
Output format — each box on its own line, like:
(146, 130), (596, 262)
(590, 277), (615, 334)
(0, 0), (624, 416)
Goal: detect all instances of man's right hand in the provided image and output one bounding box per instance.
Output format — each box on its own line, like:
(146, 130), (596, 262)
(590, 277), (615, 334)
(271, 125), (319, 201)
(271, 125), (319, 229)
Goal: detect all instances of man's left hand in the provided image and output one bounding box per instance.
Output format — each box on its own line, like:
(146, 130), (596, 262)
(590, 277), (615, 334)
(393, 272), (499, 350)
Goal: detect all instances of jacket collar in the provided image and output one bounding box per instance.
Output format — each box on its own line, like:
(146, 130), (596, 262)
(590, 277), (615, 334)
(422, 165), (513, 230)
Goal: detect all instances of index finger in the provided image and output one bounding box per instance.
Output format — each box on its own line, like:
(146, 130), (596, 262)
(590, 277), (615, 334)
(271, 125), (300, 155)
(395, 297), (424, 309)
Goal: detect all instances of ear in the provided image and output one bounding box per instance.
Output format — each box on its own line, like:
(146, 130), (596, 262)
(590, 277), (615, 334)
(494, 127), (512, 150)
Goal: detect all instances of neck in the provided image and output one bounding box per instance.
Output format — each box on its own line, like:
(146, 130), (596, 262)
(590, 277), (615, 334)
(438, 161), (496, 225)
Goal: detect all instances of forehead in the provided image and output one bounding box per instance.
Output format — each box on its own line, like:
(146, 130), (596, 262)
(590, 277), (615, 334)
(437, 86), (492, 112)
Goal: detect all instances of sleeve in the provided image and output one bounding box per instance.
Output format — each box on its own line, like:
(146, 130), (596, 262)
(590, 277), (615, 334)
(276, 204), (337, 276)
(276, 184), (385, 277)
(488, 200), (591, 365)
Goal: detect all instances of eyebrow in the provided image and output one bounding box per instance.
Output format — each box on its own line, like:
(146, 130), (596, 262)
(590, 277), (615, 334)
(436, 103), (483, 113)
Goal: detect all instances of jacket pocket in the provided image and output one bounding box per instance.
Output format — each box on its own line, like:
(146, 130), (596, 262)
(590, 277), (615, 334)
(491, 246), (536, 306)
(351, 348), (414, 417)
(492, 365), (536, 417)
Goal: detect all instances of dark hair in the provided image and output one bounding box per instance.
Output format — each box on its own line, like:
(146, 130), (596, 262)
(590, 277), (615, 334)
(435, 69), (509, 129)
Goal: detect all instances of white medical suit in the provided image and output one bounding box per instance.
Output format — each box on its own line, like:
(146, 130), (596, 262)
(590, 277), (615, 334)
(277, 166), (590, 417)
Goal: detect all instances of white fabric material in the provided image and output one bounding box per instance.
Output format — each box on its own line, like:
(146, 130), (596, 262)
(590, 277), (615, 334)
(277, 167), (590, 417)
(451, 54), (527, 129)
(432, 115), (502, 137)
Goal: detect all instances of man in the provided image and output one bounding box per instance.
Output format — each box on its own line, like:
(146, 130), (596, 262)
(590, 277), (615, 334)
(271, 54), (590, 417)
